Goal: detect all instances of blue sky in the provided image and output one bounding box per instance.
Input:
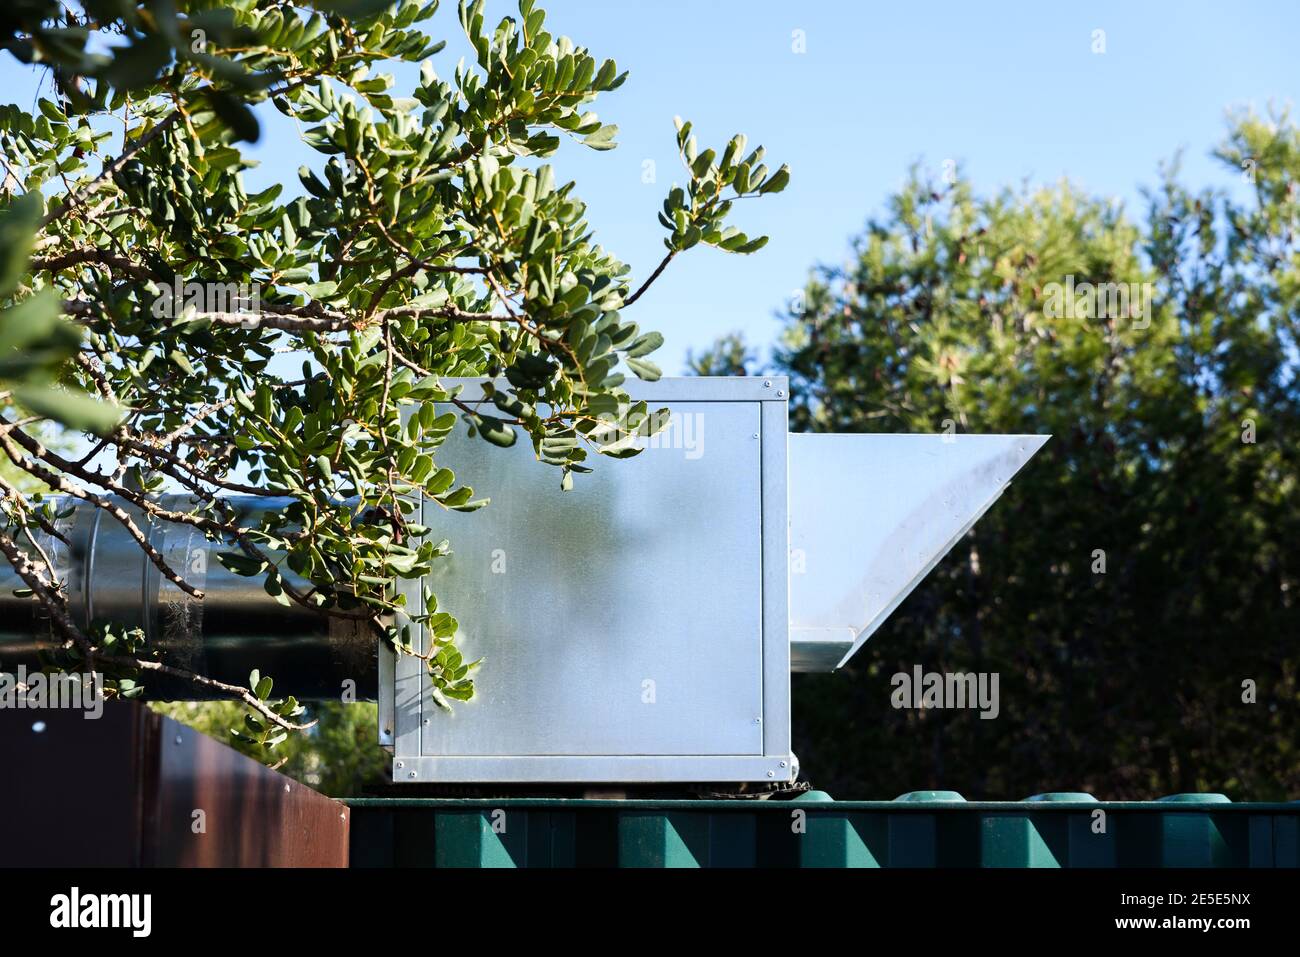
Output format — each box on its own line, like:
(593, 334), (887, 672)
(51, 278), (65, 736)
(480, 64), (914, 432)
(3, 1), (1296, 371)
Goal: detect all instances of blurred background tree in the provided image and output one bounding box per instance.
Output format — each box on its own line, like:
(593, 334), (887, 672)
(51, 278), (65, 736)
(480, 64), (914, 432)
(151, 700), (388, 795)
(686, 330), (755, 377)
(691, 111), (1300, 800)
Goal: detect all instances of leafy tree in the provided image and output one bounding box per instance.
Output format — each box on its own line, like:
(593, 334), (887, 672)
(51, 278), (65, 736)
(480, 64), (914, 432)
(0, 0), (786, 761)
(151, 699), (389, 794)
(713, 113), (1298, 799)
(686, 330), (755, 377)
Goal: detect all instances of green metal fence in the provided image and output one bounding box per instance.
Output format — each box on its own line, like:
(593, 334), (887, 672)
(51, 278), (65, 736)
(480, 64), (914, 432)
(346, 791), (1300, 868)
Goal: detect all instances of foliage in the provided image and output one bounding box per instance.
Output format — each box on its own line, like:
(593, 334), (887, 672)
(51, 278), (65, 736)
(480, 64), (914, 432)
(715, 112), (1299, 798)
(686, 330), (755, 377)
(152, 698), (389, 795)
(0, 0), (786, 755)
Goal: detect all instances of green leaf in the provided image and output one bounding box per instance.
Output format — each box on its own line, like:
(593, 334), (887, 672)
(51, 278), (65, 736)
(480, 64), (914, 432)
(626, 356), (662, 381)
(759, 164), (790, 194)
(206, 89), (260, 143)
(169, 349), (194, 375)
(582, 124), (618, 151)
(13, 384), (121, 435)
(426, 467), (455, 494)
(220, 552), (267, 577)
(254, 675), (274, 701)
(0, 289), (82, 379)
(101, 34), (172, 89)
(0, 193), (42, 299)
(299, 165), (330, 198)
(626, 331), (663, 358)
(472, 413), (517, 448)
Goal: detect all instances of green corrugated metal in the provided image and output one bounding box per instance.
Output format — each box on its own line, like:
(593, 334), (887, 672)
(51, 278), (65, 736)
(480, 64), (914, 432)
(345, 792), (1300, 869)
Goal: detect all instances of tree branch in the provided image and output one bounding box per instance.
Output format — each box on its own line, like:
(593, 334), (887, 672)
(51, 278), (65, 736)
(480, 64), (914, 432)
(623, 251), (676, 307)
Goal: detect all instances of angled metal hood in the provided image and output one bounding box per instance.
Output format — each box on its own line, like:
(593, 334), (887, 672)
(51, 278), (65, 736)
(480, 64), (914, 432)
(789, 433), (1049, 672)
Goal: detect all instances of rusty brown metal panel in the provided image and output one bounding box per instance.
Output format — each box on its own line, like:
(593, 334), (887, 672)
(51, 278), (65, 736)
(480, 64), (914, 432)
(0, 701), (348, 867)
(139, 710), (349, 867)
(0, 703), (143, 866)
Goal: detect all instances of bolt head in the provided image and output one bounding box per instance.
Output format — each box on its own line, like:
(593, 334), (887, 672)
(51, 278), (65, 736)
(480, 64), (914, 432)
(408, 771), (417, 779)
(763, 380), (772, 387)
(767, 770), (776, 778)
(396, 761), (404, 768)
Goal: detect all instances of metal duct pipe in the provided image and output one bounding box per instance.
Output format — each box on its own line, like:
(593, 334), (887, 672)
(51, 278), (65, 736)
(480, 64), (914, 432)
(0, 496), (376, 699)
(787, 433), (1049, 671)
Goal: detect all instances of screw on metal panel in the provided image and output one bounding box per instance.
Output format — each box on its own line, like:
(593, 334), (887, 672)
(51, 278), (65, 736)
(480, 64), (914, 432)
(763, 380), (772, 387)
(423, 718), (430, 725)
(767, 771), (776, 778)
(780, 761), (788, 768)
(776, 390), (785, 398)
(752, 432), (759, 439)
(383, 727), (392, 736)
(408, 771), (417, 779)
(396, 761), (404, 768)
(754, 717), (762, 723)
(174, 735), (182, 745)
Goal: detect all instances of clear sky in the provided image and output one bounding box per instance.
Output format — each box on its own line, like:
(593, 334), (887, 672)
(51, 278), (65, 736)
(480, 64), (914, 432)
(3, 1), (1296, 371)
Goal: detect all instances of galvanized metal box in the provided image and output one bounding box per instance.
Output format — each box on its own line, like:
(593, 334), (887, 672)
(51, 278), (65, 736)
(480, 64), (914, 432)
(383, 377), (793, 783)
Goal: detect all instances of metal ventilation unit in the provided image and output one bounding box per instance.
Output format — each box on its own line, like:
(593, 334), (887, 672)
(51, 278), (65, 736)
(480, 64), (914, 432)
(378, 377), (1046, 783)
(0, 377), (1047, 785)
